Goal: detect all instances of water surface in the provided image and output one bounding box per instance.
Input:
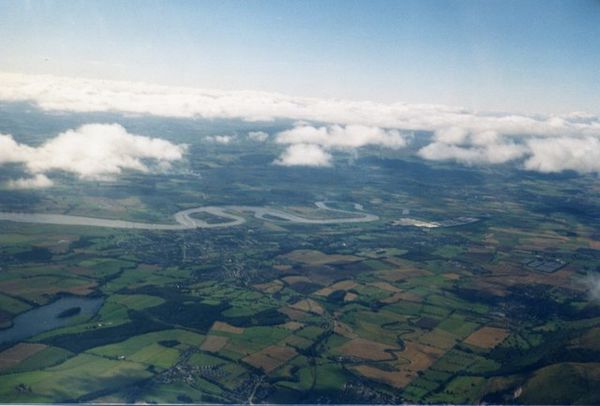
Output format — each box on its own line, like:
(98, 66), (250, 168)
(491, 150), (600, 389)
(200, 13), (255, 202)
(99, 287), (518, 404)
(0, 296), (104, 346)
(0, 202), (378, 230)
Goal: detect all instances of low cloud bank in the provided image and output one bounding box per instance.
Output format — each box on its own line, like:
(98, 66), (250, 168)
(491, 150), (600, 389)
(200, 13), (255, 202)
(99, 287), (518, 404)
(1, 123), (186, 188)
(2, 72), (600, 173)
(2, 72), (599, 139)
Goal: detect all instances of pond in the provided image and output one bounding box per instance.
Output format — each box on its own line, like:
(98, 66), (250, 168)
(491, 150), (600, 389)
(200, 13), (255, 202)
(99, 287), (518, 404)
(0, 296), (104, 346)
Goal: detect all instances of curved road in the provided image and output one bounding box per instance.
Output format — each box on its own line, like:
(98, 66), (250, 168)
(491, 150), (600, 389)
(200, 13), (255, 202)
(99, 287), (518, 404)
(0, 202), (378, 230)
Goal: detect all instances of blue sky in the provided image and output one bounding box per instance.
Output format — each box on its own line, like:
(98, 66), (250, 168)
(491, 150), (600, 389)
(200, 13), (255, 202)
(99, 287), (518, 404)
(1, 0), (599, 114)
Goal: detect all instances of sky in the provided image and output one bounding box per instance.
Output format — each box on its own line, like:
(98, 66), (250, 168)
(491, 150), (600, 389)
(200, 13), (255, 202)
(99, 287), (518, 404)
(2, 0), (600, 185)
(1, 0), (599, 114)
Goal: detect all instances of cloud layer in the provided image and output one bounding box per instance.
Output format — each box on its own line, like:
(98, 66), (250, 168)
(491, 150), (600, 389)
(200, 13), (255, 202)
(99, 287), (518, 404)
(1, 123), (186, 188)
(2, 72), (599, 138)
(2, 72), (600, 174)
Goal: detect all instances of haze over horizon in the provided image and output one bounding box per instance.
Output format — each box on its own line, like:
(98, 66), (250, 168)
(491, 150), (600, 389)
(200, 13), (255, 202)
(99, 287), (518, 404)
(2, 0), (600, 186)
(1, 0), (599, 115)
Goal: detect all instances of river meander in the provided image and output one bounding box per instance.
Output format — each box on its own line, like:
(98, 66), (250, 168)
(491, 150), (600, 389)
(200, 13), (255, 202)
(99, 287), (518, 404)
(0, 202), (378, 230)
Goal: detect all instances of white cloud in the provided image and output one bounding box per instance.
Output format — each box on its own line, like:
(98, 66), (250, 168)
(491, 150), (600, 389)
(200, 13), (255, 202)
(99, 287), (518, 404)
(273, 124), (408, 167)
(2, 72), (599, 139)
(0, 132), (35, 164)
(433, 127), (470, 144)
(0, 123), (186, 184)
(2, 72), (600, 174)
(419, 127), (600, 175)
(248, 131), (269, 142)
(6, 174), (54, 189)
(276, 124), (408, 150)
(206, 135), (234, 144)
(419, 128), (529, 165)
(273, 144), (332, 167)
(524, 136), (600, 174)
(418, 141), (527, 165)
(582, 273), (600, 303)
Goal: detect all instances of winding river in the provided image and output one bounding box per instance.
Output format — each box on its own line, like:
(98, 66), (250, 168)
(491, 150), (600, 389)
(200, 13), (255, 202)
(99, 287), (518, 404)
(0, 202), (378, 230)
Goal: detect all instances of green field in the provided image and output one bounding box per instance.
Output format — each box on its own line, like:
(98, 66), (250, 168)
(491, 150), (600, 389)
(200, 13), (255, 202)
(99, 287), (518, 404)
(0, 110), (598, 403)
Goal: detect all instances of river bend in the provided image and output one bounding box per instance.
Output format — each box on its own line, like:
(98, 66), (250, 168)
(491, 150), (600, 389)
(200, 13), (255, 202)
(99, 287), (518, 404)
(0, 202), (378, 230)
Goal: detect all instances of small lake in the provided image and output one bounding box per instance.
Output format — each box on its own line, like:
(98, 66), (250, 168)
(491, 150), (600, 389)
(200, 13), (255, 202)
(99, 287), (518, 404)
(0, 296), (104, 346)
